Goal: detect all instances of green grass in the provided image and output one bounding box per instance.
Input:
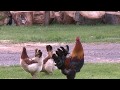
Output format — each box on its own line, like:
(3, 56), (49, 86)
(1, 63), (120, 79)
(0, 24), (120, 43)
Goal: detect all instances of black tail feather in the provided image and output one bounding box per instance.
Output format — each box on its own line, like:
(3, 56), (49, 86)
(52, 53), (64, 69)
(52, 54), (58, 62)
(57, 48), (63, 56)
(60, 45), (69, 56)
(52, 45), (70, 70)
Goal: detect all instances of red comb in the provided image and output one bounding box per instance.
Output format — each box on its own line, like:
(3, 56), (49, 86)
(76, 37), (80, 41)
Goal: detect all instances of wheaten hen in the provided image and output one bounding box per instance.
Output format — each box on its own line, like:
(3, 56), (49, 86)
(20, 47), (43, 79)
(42, 45), (57, 74)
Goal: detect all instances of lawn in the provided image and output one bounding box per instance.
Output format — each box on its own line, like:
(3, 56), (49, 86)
(0, 24), (120, 79)
(0, 24), (120, 43)
(0, 63), (120, 79)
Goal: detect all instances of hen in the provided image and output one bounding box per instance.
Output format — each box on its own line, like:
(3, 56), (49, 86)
(52, 37), (84, 79)
(20, 47), (43, 79)
(42, 45), (57, 74)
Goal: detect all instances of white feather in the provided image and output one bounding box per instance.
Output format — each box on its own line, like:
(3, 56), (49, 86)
(20, 56), (43, 73)
(44, 59), (57, 73)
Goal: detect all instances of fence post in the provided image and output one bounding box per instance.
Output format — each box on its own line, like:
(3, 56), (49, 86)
(75, 11), (80, 25)
(44, 11), (50, 25)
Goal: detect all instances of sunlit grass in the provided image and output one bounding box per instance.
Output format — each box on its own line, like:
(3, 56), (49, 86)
(0, 24), (120, 43)
(0, 63), (120, 79)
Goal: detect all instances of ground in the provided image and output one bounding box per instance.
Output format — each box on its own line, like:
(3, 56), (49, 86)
(0, 41), (120, 66)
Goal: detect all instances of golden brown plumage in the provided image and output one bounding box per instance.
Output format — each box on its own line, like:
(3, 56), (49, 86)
(65, 37), (84, 69)
(71, 37), (84, 60)
(52, 37), (84, 79)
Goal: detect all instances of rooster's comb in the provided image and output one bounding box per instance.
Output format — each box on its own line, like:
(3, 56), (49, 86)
(76, 37), (80, 41)
(23, 47), (26, 50)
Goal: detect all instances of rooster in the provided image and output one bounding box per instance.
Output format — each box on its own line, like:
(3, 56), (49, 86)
(20, 47), (43, 79)
(42, 45), (57, 74)
(52, 37), (84, 79)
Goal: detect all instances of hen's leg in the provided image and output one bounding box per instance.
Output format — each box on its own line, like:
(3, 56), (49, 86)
(31, 73), (38, 79)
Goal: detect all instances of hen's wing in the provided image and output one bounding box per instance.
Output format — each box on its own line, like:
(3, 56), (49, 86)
(24, 58), (38, 65)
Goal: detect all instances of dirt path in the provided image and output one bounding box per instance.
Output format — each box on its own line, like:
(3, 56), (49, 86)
(0, 42), (120, 66)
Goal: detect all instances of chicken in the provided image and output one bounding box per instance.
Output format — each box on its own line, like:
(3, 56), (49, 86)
(42, 45), (57, 74)
(52, 37), (84, 79)
(20, 47), (43, 79)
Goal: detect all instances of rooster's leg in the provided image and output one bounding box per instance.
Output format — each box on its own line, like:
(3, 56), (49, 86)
(66, 70), (76, 79)
(62, 69), (76, 79)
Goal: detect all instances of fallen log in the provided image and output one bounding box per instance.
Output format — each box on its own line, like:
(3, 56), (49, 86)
(54, 11), (76, 24)
(0, 11), (12, 25)
(76, 11), (120, 25)
(79, 11), (105, 19)
(75, 11), (105, 25)
(103, 11), (120, 24)
(10, 11), (33, 26)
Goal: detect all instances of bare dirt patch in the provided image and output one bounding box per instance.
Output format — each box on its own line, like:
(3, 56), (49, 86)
(0, 42), (120, 66)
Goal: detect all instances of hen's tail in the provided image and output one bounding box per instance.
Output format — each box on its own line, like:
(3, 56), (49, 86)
(46, 45), (53, 58)
(43, 45), (53, 65)
(46, 45), (53, 52)
(21, 47), (29, 59)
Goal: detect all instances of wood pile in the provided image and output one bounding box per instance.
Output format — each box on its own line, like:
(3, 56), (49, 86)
(1, 11), (120, 26)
